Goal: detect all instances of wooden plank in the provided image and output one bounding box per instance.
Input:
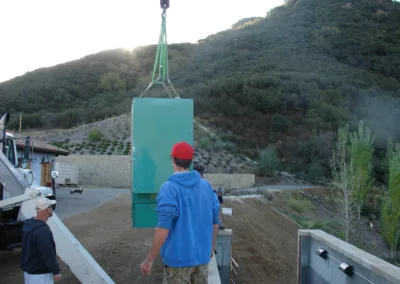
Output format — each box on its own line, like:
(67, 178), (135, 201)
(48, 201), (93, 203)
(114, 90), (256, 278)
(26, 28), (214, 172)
(232, 257), (239, 268)
(41, 163), (52, 186)
(232, 266), (238, 275)
(41, 163), (46, 186)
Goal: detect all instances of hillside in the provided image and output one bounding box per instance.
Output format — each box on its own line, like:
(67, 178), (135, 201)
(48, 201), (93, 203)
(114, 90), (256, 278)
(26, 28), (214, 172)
(2, 0), (400, 181)
(21, 115), (259, 174)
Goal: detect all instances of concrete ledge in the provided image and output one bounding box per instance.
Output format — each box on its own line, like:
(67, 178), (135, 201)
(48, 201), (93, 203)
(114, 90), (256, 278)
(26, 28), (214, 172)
(299, 229), (400, 283)
(208, 255), (221, 284)
(204, 174), (255, 189)
(218, 229), (233, 236)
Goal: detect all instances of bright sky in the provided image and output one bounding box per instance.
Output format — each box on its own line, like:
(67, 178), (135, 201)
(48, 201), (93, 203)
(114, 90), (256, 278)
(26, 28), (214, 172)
(0, 0), (283, 83)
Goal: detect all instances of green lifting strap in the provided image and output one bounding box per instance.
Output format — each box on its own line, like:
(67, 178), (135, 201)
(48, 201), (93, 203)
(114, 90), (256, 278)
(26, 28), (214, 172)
(140, 8), (179, 98)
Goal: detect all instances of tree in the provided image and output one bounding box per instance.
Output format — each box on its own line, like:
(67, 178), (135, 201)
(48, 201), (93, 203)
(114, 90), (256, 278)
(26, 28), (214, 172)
(258, 145), (280, 177)
(272, 113), (290, 133)
(349, 121), (375, 220)
(330, 124), (358, 242)
(383, 137), (394, 184)
(381, 143), (400, 259)
(99, 72), (126, 93)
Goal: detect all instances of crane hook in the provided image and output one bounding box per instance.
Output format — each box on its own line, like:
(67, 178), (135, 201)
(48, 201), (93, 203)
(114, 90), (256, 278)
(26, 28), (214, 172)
(160, 0), (169, 9)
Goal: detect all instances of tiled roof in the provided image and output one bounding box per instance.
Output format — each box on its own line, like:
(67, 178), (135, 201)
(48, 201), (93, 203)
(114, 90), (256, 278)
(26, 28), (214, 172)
(12, 133), (70, 156)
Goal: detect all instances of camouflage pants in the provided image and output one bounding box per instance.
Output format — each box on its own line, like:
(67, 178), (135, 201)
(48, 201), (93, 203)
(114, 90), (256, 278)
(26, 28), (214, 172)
(162, 263), (208, 284)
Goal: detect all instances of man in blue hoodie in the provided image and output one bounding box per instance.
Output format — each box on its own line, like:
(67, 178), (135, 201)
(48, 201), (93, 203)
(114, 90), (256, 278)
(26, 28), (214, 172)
(20, 197), (61, 283)
(140, 141), (220, 283)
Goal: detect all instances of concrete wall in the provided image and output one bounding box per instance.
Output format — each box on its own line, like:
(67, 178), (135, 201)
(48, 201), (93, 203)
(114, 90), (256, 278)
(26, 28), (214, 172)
(215, 229), (232, 284)
(55, 155), (255, 189)
(56, 155), (131, 188)
(203, 173), (255, 189)
(298, 230), (400, 284)
(208, 255), (222, 284)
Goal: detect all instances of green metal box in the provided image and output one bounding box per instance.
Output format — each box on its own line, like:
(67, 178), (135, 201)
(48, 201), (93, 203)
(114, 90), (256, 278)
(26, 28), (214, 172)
(131, 98), (193, 228)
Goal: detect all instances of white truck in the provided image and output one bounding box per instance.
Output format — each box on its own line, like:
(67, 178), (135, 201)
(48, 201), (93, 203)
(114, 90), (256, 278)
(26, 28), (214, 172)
(0, 112), (57, 250)
(0, 112), (115, 283)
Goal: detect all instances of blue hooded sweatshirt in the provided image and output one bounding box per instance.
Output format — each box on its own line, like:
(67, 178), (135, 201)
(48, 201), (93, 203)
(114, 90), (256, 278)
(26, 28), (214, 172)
(20, 218), (60, 275)
(156, 170), (220, 267)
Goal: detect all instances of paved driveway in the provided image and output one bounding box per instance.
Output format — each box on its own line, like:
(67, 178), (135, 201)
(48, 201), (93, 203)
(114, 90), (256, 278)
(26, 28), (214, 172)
(54, 187), (130, 220)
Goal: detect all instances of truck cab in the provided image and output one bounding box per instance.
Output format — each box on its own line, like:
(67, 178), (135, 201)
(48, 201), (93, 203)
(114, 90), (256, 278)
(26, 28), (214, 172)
(1, 131), (55, 203)
(0, 112), (57, 250)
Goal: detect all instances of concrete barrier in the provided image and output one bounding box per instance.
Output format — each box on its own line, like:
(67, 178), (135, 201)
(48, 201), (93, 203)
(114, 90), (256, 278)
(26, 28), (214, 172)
(56, 155), (255, 189)
(208, 255), (222, 284)
(204, 173), (255, 189)
(215, 229), (232, 284)
(298, 230), (400, 284)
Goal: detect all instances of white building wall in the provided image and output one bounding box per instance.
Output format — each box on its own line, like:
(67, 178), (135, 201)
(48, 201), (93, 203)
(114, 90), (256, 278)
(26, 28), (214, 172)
(17, 150), (56, 186)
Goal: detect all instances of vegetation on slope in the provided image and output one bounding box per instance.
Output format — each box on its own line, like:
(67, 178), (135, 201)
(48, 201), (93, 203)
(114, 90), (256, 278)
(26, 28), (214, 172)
(1, 0), (400, 182)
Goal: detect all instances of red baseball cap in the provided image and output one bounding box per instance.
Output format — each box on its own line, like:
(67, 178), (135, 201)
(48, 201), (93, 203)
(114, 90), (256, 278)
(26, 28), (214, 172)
(171, 142), (194, 160)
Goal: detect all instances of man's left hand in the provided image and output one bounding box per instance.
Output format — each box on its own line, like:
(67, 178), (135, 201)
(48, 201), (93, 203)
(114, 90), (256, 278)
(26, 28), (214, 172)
(140, 257), (154, 275)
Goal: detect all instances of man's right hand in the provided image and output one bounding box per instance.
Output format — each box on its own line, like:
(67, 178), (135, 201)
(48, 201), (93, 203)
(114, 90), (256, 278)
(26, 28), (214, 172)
(211, 248), (216, 259)
(140, 257), (154, 275)
(54, 274), (62, 281)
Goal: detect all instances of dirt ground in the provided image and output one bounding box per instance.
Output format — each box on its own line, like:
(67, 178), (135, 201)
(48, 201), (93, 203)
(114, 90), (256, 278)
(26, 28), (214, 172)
(224, 197), (299, 284)
(0, 196), (299, 284)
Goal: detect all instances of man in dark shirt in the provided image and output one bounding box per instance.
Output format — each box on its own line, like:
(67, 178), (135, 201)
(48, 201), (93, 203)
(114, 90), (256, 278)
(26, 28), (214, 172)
(216, 192), (224, 205)
(214, 187), (224, 229)
(194, 165), (224, 229)
(20, 197), (61, 283)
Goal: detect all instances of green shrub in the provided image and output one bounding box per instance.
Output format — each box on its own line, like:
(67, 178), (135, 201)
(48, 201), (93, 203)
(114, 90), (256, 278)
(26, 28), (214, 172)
(200, 137), (210, 149)
(88, 128), (102, 142)
(288, 199), (305, 213)
(375, 194), (384, 208)
(214, 139), (225, 150)
(272, 113), (290, 133)
(361, 203), (381, 220)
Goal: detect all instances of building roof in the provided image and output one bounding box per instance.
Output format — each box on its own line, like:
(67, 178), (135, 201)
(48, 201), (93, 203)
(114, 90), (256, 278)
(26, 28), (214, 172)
(12, 133), (70, 156)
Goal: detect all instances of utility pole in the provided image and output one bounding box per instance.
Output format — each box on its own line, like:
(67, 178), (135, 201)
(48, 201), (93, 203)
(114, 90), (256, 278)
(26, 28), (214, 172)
(18, 112), (22, 133)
